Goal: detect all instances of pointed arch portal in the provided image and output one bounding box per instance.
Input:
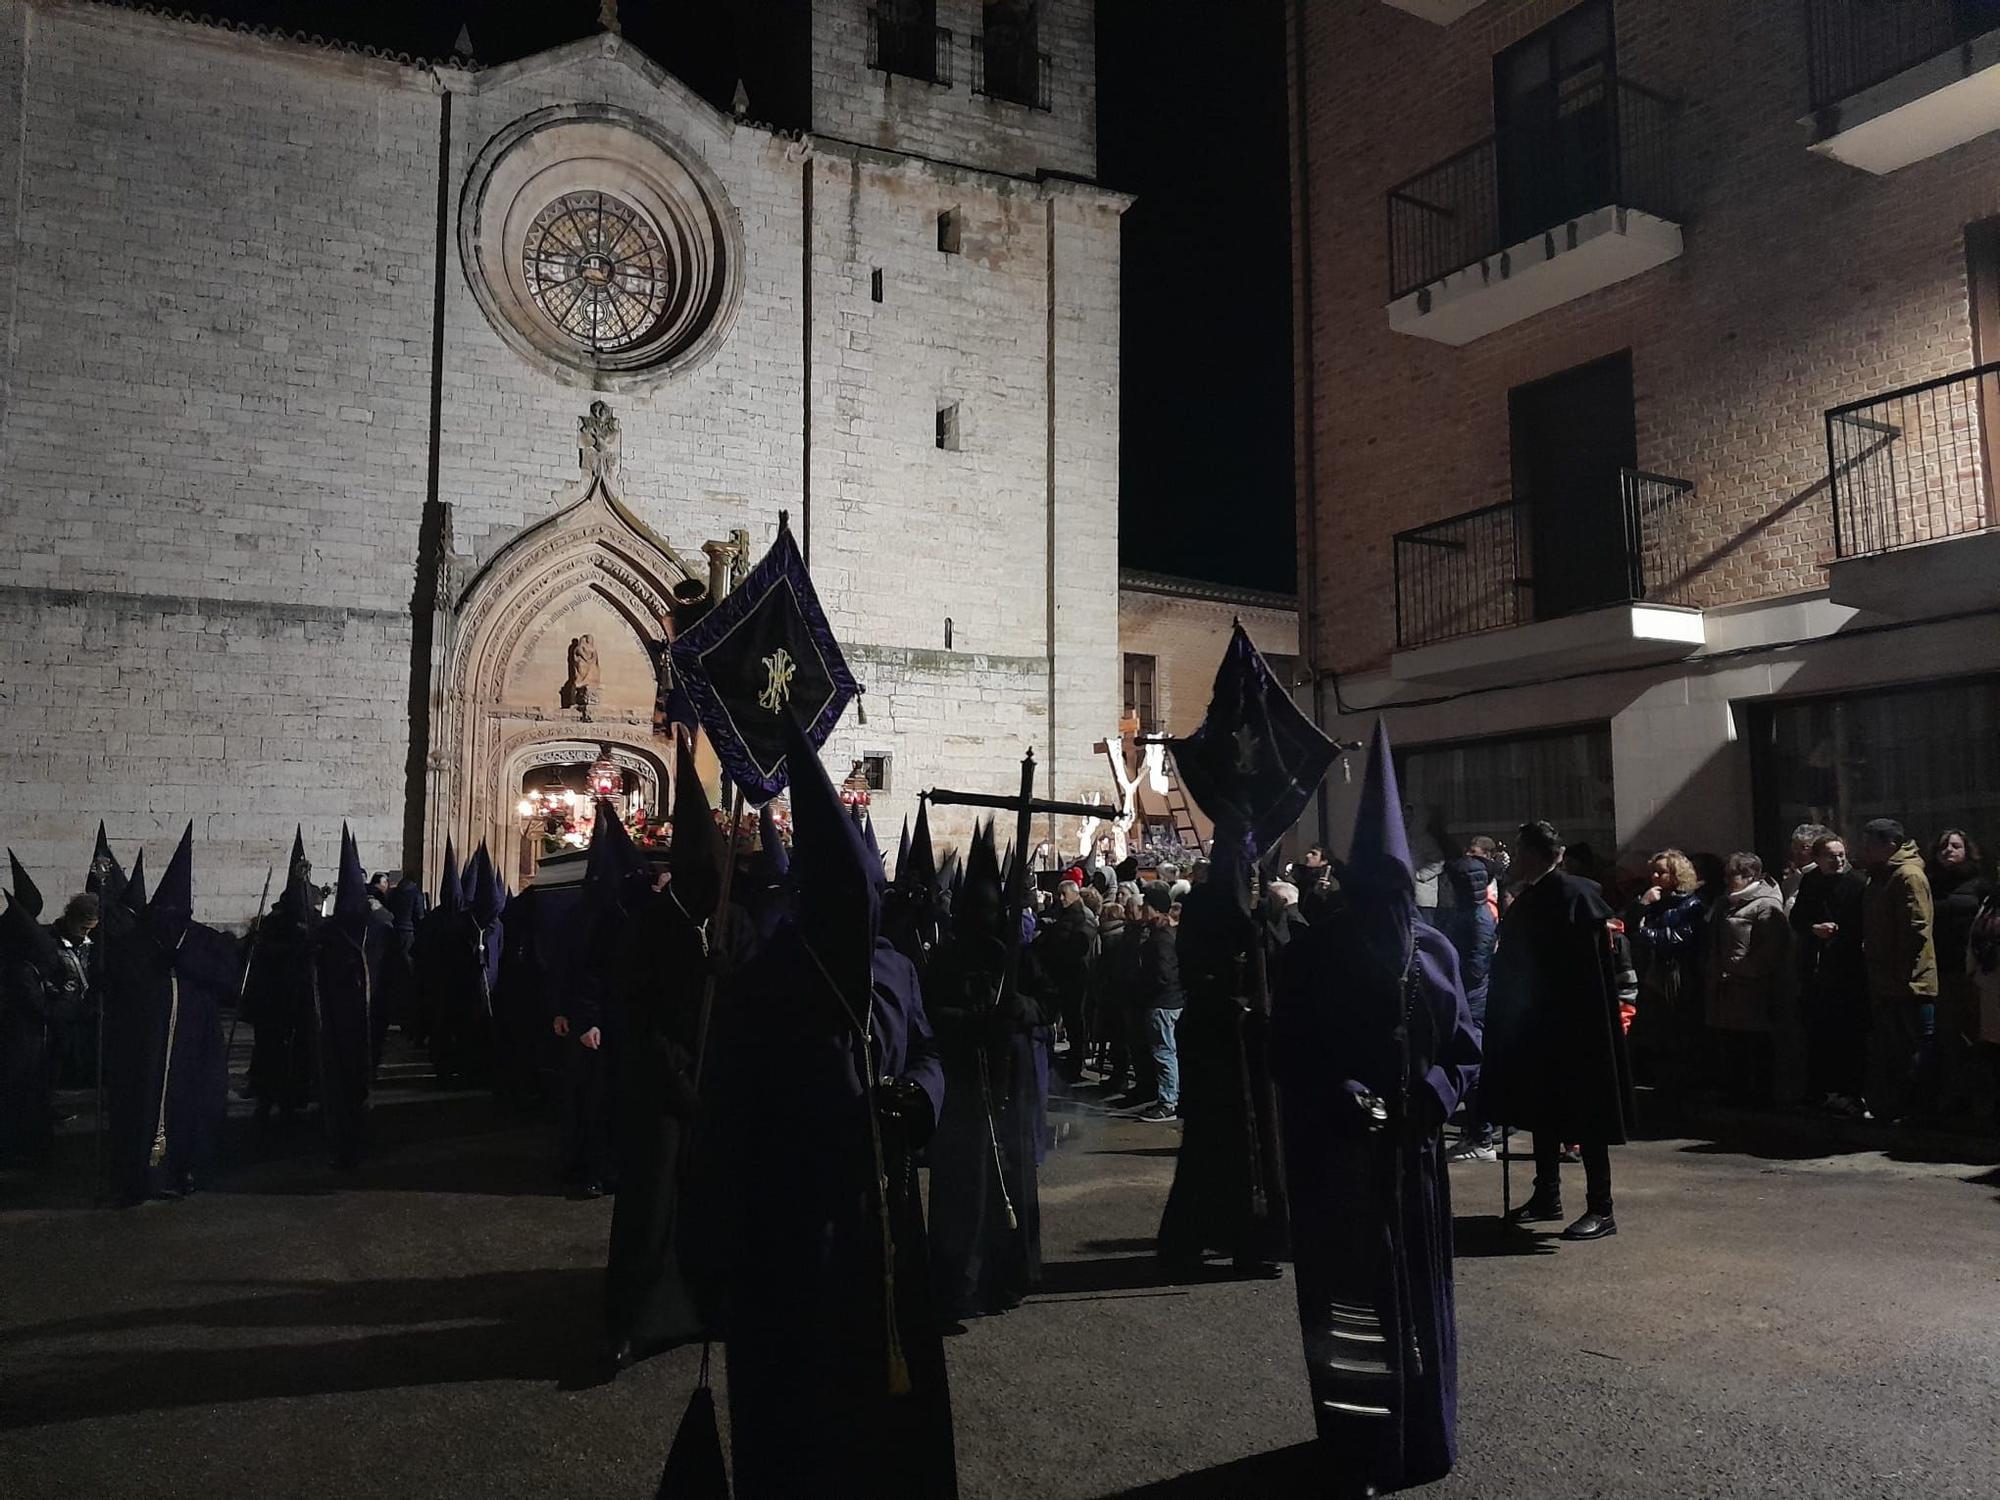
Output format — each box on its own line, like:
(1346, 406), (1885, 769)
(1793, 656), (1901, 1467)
(426, 468), (717, 885)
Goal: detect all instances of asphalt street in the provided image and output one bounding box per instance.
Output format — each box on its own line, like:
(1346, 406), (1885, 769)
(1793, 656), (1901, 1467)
(3, 1039), (1997, 1499)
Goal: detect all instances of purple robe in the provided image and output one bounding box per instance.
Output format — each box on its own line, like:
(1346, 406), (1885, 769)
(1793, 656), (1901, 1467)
(686, 930), (955, 1499)
(1273, 915), (1480, 1493)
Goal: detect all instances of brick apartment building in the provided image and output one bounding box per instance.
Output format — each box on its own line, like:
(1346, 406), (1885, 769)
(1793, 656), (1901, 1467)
(1290, 0), (2000, 874)
(0, 0), (1125, 917)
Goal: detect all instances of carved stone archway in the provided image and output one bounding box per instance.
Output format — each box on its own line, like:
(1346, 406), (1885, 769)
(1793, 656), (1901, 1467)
(425, 412), (709, 886)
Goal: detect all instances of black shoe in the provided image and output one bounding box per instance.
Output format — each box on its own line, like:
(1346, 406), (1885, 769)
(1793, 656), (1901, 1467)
(566, 1181), (605, 1201)
(1561, 1211), (1617, 1241)
(1506, 1194), (1564, 1224)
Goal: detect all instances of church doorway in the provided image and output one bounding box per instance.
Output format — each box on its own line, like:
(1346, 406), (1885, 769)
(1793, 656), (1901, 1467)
(426, 404), (742, 889)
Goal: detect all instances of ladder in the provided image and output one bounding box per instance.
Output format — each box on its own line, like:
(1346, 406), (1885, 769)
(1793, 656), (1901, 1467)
(1161, 748), (1205, 852)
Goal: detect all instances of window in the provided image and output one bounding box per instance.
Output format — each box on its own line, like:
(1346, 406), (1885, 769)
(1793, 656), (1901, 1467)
(937, 207), (962, 254)
(859, 753), (893, 793)
(936, 402), (961, 451)
(1748, 677), (2000, 870)
(1123, 653), (1158, 733)
(977, 1), (1048, 109)
(869, 2), (949, 86)
(870, 267), (885, 303)
(521, 191), (673, 354)
(1396, 724), (1615, 868)
(1492, 0), (1616, 245)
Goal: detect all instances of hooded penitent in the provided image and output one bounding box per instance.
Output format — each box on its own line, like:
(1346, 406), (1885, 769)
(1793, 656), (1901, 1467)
(670, 738), (725, 925)
(785, 714), (880, 1010)
(120, 849), (148, 916)
(437, 838), (463, 918)
(1154, 791), (1286, 1274)
(316, 825), (389, 1166)
(248, 825), (321, 1116)
(681, 709), (955, 1499)
(1, 850), (63, 1159)
(104, 821), (235, 1202)
(923, 807), (1045, 1323)
(600, 749), (716, 1364)
(1269, 719), (1479, 1495)
(86, 822), (126, 903)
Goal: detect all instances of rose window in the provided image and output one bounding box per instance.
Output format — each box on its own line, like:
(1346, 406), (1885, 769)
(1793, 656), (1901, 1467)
(522, 191), (673, 354)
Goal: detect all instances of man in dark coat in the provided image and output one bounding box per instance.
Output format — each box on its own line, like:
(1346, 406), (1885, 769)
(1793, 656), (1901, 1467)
(1273, 722), (1480, 1496)
(1481, 818), (1638, 1241)
(246, 829), (319, 1126)
(103, 825), (238, 1205)
(686, 715), (955, 1498)
(1157, 838), (1289, 1277)
(316, 828), (391, 1168)
(926, 822), (1044, 1322)
(1, 854), (66, 1163)
(601, 737), (718, 1367)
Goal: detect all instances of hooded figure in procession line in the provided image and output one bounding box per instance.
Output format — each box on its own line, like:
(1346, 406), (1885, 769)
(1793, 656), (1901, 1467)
(1272, 721), (1480, 1496)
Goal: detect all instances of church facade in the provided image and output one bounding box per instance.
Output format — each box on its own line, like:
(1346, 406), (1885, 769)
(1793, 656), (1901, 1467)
(0, 0), (1126, 917)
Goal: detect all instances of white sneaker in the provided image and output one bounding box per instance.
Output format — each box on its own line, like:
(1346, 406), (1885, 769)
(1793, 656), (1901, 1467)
(1447, 1140), (1497, 1163)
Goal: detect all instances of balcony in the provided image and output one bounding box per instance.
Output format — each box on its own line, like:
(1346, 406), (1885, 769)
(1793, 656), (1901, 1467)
(867, 8), (953, 87)
(1825, 364), (2000, 615)
(1806, 0), (2000, 173)
(1386, 74), (1682, 346)
(972, 34), (1050, 109)
(1390, 470), (1705, 684)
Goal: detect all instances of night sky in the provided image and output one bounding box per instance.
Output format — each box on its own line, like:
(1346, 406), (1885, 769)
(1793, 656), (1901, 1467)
(162, 0), (1295, 593)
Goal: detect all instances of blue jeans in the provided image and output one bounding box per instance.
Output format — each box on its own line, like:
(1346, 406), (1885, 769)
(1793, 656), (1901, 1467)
(1148, 1007), (1182, 1111)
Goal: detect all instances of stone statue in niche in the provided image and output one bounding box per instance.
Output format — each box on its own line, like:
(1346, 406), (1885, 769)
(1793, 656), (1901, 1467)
(565, 633), (601, 721)
(579, 400), (620, 481)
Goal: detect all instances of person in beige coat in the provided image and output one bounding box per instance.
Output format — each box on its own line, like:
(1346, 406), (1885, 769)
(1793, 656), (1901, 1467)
(1706, 852), (1792, 1106)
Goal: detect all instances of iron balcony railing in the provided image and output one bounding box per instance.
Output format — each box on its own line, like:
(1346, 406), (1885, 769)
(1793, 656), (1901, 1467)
(1826, 363), (2000, 559)
(972, 35), (1052, 109)
(1393, 469), (1696, 650)
(868, 8), (953, 86)
(1807, 0), (2000, 113)
(1386, 73), (1679, 301)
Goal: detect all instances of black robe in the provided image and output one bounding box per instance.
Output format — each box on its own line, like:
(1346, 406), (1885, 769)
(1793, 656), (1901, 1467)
(1157, 882), (1290, 1269)
(686, 931), (955, 1500)
(105, 918), (237, 1202)
(0, 922), (63, 1161)
(1480, 870), (1636, 1143)
(418, 907), (494, 1083)
(246, 897), (319, 1113)
(315, 909), (390, 1165)
(601, 884), (709, 1356)
(925, 942), (1044, 1320)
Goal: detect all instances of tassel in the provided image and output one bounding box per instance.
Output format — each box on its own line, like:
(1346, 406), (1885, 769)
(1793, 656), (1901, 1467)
(856, 688), (868, 726)
(657, 1350), (730, 1499)
(884, 1250), (912, 1396)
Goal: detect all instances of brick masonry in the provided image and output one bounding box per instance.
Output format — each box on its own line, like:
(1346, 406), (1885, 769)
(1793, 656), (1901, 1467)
(0, 0), (1125, 920)
(1289, 0), (2000, 864)
(1292, 0), (2000, 677)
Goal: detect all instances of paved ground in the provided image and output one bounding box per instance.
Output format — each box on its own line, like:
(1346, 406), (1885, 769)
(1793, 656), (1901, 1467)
(3, 1038), (1998, 1499)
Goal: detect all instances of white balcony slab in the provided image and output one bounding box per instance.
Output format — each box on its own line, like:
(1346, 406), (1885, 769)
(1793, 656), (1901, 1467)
(1827, 527), (2000, 616)
(1390, 602), (1705, 687)
(1807, 28), (2000, 174)
(1380, 0), (1482, 23)
(1387, 206), (1682, 346)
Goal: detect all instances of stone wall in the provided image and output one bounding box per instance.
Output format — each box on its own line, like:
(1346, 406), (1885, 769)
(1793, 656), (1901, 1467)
(1292, 0), (2000, 675)
(809, 0), (1095, 179)
(0, 3), (1124, 919)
